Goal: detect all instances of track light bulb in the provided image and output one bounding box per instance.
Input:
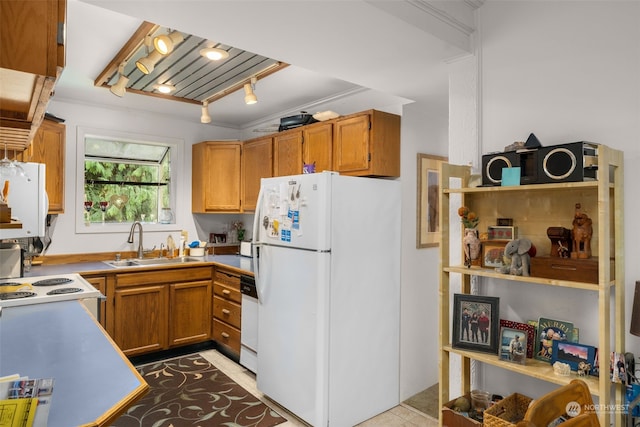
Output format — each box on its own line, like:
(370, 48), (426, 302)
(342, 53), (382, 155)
(136, 49), (163, 74)
(201, 102), (212, 124)
(153, 31), (184, 55)
(199, 47), (229, 61)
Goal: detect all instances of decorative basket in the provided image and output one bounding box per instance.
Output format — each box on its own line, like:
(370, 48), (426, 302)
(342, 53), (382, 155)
(484, 393), (533, 427)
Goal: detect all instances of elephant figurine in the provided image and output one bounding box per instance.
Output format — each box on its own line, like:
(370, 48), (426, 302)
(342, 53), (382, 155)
(500, 238), (535, 276)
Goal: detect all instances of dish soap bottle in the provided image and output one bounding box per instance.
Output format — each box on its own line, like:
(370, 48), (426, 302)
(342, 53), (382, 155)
(179, 230), (188, 257)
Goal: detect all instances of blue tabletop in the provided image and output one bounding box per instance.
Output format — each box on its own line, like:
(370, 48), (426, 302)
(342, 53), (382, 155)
(0, 301), (147, 426)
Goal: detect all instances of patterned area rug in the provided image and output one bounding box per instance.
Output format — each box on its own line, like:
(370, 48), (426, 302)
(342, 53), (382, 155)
(113, 353), (286, 427)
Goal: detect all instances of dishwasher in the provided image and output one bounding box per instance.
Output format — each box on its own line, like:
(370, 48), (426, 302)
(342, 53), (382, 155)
(240, 274), (258, 374)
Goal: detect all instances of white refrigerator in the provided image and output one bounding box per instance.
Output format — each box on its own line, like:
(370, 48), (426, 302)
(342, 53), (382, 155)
(252, 171), (400, 427)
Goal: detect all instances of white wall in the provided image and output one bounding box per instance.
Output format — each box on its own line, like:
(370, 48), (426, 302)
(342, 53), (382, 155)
(460, 0), (640, 398)
(46, 99), (242, 255)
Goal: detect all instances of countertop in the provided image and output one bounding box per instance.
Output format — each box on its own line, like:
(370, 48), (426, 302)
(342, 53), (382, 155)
(24, 254), (255, 277)
(0, 301), (148, 426)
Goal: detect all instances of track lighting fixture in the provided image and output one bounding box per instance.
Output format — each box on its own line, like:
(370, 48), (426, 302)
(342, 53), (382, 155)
(153, 30), (184, 55)
(199, 47), (229, 61)
(244, 77), (258, 105)
(110, 62), (129, 97)
(136, 48), (163, 74)
(200, 101), (212, 124)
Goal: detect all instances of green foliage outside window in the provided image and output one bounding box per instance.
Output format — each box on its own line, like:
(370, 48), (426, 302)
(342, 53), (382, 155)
(83, 153), (170, 224)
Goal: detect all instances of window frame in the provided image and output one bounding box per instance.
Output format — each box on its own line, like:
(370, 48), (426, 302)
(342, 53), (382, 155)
(75, 126), (184, 234)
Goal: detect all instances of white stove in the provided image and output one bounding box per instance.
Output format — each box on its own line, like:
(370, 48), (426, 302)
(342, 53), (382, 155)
(0, 273), (103, 309)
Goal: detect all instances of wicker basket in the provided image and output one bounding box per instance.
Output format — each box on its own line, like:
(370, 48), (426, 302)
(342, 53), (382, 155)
(484, 393), (533, 427)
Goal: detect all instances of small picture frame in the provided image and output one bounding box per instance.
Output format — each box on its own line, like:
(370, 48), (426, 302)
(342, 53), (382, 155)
(487, 226), (517, 241)
(452, 294), (500, 354)
(500, 319), (535, 358)
(482, 240), (510, 268)
(551, 341), (596, 373)
(499, 326), (527, 364)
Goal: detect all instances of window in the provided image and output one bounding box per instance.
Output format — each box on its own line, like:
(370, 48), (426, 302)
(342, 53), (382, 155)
(76, 128), (183, 233)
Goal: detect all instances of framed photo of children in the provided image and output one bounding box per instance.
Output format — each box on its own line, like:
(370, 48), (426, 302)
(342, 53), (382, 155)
(452, 294), (500, 354)
(499, 326), (527, 365)
(416, 153), (447, 248)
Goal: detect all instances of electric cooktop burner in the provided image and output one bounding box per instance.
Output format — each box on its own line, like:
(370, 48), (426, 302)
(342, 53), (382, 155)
(0, 291), (37, 300)
(32, 278), (74, 287)
(46, 288), (83, 295)
(0, 282), (22, 287)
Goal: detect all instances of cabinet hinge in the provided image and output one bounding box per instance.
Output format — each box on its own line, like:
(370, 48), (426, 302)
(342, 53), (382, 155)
(57, 23), (65, 45)
(368, 122), (372, 130)
(368, 153), (371, 162)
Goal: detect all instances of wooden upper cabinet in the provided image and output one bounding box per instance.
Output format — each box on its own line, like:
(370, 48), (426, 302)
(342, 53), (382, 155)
(0, 0), (66, 151)
(303, 122), (333, 173)
(273, 130), (303, 176)
(242, 136), (273, 211)
(0, 0), (65, 76)
(27, 119), (65, 213)
(333, 110), (400, 177)
(192, 141), (242, 213)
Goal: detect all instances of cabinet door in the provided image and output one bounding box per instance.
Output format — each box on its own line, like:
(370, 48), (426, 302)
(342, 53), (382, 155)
(169, 280), (212, 347)
(113, 285), (168, 356)
(242, 137), (273, 211)
(333, 114), (370, 173)
(28, 119), (65, 213)
(303, 122), (332, 173)
(192, 141), (241, 212)
(0, 0), (65, 77)
(274, 130), (303, 176)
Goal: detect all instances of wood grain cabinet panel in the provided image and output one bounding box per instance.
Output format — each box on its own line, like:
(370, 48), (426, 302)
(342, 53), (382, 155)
(274, 130), (303, 176)
(169, 280), (212, 347)
(242, 136), (273, 211)
(212, 266), (242, 356)
(192, 141), (242, 212)
(303, 122), (333, 173)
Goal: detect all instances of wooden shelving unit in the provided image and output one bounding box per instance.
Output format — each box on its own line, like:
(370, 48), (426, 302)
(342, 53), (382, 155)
(438, 145), (624, 427)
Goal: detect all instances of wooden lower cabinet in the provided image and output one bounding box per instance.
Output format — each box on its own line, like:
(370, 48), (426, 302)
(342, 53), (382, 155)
(81, 274), (106, 326)
(212, 267), (242, 357)
(108, 266), (213, 357)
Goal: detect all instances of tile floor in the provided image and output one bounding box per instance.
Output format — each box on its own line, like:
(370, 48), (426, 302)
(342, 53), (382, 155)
(199, 349), (439, 427)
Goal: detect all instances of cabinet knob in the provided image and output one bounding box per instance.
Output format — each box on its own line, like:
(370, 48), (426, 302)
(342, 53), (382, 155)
(222, 308), (230, 315)
(222, 289), (231, 295)
(221, 332), (230, 339)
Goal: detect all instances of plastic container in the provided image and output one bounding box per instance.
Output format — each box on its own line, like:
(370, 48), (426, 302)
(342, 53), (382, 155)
(190, 247), (205, 256)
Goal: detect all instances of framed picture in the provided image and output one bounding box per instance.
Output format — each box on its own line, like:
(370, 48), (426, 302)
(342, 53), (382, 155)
(416, 153), (447, 248)
(482, 240), (509, 268)
(551, 341), (596, 374)
(487, 226), (517, 241)
(500, 319), (535, 358)
(452, 294), (500, 354)
(499, 326), (527, 364)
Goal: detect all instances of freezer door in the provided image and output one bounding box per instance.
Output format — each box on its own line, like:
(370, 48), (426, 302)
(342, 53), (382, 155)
(256, 245), (329, 426)
(255, 172), (332, 251)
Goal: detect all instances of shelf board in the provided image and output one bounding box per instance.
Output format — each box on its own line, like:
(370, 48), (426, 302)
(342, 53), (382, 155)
(0, 220), (22, 229)
(443, 265), (613, 290)
(443, 344), (602, 395)
(444, 181), (603, 194)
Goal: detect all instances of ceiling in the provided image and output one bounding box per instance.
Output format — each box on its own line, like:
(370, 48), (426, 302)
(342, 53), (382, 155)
(53, 0), (480, 132)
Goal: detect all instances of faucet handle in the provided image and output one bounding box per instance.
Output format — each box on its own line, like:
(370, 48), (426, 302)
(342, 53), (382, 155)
(143, 245), (157, 256)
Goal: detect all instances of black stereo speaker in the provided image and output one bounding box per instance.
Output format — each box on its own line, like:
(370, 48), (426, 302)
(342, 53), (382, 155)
(482, 151), (520, 186)
(536, 141), (598, 184)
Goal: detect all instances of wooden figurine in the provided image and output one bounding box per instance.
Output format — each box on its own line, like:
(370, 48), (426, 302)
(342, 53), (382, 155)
(571, 203), (592, 259)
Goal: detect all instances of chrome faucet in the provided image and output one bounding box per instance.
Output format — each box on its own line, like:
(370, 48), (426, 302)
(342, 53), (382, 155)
(127, 221), (144, 259)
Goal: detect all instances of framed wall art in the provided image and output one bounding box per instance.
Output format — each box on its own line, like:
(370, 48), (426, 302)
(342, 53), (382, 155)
(551, 341), (596, 373)
(452, 294), (500, 354)
(417, 153), (447, 248)
(482, 240), (510, 268)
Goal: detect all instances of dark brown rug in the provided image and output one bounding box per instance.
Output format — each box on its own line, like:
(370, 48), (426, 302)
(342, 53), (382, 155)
(113, 353), (286, 427)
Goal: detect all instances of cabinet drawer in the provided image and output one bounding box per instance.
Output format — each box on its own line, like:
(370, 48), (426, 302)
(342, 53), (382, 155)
(214, 269), (240, 288)
(213, 296), (241, 329)
(116, 266), (213, 287)
(212, 319), (241, 354)
(213, 283), (241, 303)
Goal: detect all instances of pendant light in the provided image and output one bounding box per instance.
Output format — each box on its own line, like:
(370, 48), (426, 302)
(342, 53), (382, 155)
(200, 101), (211, 124)
(244, 77), (258, 105)
(109, 62), (129, 97)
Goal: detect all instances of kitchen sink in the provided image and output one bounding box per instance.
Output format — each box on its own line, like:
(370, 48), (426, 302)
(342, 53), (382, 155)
(102, 257), (203, 268)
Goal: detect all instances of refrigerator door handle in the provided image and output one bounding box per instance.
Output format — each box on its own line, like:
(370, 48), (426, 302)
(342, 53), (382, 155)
(252, 182), (265, 300)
